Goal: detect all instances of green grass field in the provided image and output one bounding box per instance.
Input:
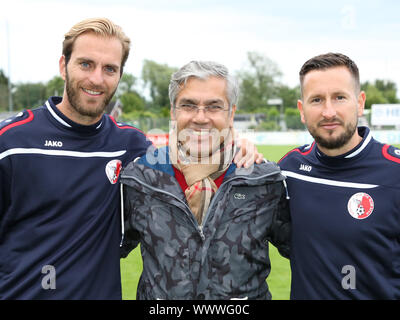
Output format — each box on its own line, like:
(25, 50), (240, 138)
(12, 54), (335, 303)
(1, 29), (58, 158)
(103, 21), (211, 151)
(120, 144), (297, 300)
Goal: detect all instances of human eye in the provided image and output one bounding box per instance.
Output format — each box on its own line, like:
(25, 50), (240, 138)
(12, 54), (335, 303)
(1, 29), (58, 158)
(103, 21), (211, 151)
(179, 104), (197, 112)
(310, 97), (321, 104)
(105, 65), (117, 74)
(80, 62), (90, 70)
(206, 105), (224, 113)
(336, 95), (346, 101)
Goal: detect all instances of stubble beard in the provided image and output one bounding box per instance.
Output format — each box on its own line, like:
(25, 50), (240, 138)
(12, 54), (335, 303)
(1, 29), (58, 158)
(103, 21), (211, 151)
(308, 119), (358, 150)
(65, 70), (116, 120)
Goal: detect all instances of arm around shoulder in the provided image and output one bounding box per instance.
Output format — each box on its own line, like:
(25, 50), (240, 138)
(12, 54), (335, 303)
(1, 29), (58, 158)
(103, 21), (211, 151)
(268, 180), (291, 259)
(120, 183), (141, 258)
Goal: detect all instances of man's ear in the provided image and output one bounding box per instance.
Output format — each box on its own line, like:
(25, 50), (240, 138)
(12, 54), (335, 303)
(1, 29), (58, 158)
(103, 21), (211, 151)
(170, 105), (176, 121)
(59, 55), (66, 81)
(357, 91), (366, 117)
(297, 99), (306, 124)
(229, 104), (237, 127)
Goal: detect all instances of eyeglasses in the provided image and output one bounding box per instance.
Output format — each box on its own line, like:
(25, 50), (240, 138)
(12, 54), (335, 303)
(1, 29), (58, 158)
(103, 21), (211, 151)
(175, 104), (229, 115)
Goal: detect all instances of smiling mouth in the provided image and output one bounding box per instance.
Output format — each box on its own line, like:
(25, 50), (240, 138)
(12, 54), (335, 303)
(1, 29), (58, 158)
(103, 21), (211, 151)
(82, 88), (103, 96)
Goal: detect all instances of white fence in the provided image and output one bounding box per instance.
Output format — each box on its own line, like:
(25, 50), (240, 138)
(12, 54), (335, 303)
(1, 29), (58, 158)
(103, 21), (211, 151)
(371, 104), (400, 126)
(239, 130), (400, 145)
(147, 130), (400, 147)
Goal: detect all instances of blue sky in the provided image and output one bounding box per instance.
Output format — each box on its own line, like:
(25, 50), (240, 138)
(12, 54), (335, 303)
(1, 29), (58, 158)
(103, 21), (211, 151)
(1, 0), (399, 96)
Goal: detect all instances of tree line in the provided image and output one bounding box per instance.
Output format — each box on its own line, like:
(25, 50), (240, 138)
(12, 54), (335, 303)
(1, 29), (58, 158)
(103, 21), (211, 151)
(1, 52), (399, 131)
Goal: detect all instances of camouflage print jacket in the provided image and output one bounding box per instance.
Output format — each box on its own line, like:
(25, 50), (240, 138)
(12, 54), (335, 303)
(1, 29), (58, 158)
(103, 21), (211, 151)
(120, 146), (291, 300)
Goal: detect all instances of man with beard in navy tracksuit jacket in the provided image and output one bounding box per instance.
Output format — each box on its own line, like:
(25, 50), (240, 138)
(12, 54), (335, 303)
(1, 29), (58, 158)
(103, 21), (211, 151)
(0, 18), (152, 299)
(279, 53), (400, 299)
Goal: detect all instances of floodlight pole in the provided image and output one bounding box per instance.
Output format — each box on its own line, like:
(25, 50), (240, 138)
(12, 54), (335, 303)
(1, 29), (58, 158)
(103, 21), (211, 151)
(267, 98), (286, 131)
(6, 20), (13, 112)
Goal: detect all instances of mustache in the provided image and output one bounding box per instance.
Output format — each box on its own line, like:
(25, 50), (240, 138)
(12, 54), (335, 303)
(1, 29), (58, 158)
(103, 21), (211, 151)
(83, 85), (106, 92)
(317, 118), (344, 127)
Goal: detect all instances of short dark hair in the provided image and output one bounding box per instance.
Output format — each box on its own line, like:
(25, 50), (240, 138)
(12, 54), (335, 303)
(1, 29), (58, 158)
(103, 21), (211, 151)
(299, 53), (360, 94)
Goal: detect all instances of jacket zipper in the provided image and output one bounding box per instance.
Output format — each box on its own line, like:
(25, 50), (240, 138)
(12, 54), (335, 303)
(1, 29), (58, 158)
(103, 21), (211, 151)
(120, 183), (125, 247)
(198, 225), (205, 240)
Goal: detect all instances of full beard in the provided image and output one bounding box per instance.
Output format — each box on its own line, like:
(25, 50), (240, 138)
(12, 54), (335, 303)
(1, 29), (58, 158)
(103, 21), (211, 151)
(65, 71), (116, 119)
(308, 119), (358, 150)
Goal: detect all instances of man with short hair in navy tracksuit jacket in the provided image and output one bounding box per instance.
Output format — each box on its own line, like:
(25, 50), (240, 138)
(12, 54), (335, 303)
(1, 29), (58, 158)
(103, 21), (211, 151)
(279, 52), (400, 299)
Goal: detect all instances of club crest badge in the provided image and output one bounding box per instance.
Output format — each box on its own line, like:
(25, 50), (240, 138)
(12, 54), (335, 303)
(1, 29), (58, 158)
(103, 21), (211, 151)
(347, 192), (374, 220)
(105, 159), (122, 184)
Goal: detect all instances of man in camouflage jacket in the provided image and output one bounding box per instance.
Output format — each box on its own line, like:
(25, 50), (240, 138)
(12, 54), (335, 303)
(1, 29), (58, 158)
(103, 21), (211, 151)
(120, 61), (291, 300)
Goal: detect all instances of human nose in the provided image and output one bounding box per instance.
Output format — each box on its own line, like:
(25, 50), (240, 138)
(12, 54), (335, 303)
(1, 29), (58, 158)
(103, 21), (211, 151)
(321, 100), (336, 119)
(88, 66), (104, 85)
(192, 107), (209, 122)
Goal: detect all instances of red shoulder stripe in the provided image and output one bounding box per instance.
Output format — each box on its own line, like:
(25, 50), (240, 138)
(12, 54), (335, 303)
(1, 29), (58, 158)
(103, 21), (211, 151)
(382, 144), (400, 164)
(278, 141), (315, 164)
(0, 110), (34, 136)
(108, 115), (147, 135)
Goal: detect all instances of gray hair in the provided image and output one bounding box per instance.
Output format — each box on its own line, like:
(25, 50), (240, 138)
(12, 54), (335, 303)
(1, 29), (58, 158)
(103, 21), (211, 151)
(169, 61), (239, 109)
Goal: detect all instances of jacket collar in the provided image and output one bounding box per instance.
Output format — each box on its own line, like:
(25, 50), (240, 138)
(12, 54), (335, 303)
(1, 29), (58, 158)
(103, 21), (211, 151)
(45, 96), (104, 134)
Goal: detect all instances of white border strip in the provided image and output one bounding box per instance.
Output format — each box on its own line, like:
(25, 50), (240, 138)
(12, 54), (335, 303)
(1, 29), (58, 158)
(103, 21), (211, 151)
(119, 183), (125, 247)
(45, 101), (72, 128)
(345, 131), (372, 158)
(281, 170), (378, 189)
(0, 148), (126, 160)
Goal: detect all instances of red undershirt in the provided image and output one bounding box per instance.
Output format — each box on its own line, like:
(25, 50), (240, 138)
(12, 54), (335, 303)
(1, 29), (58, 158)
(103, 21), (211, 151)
(172, 166), (227, 192)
